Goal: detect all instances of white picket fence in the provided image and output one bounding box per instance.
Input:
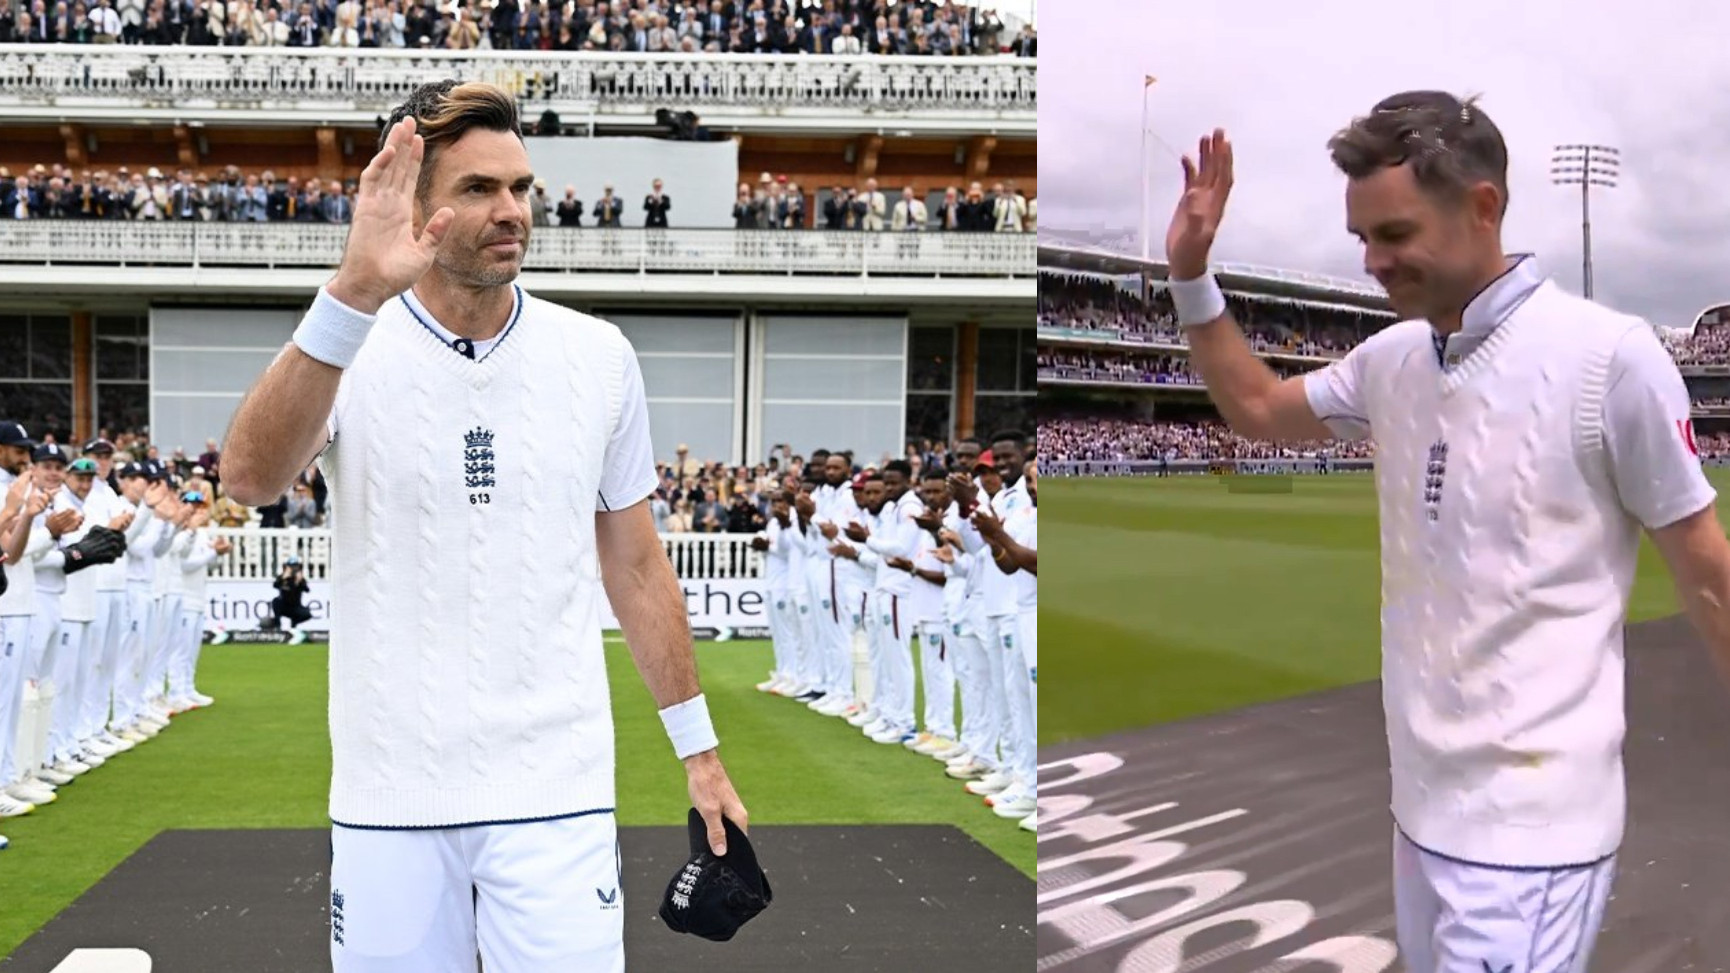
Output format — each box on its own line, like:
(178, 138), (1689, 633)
(208, 528), (763, 581)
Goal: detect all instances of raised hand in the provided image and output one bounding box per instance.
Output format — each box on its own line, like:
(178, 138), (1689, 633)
(328, 117), (458, 314)
(1165, 128), (1234, 280)
(971, 506), (1005, 540)
(3, 470), (30, 512)
(46, 508), (82, 537)
(25, 486), (51, 518)
(946, 472), (977, 508)
(108, 511), (135, 531)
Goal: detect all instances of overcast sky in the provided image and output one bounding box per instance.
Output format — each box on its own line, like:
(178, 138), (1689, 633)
(1040, 0), (1730, 328)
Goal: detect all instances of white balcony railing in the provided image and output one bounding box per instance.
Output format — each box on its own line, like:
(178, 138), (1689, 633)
(211, 527), (762, 581)
(0, 222), (1033, 277)
(0, 47), (1035, 130)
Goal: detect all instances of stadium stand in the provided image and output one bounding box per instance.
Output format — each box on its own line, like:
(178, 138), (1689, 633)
(0, 1), (1030, 55)
(1038, 250), (1730, 470)
(0, 26), (1039, 958)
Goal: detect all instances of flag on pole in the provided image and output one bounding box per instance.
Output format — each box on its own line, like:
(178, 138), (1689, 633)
(1144, 75), (1157, 87)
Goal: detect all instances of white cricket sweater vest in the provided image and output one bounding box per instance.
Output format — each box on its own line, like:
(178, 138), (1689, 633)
(320, 292), (629, 828)
(156, 531), (189, 598)
(180, 528), (217, 607)
(125, 513), (160, 586)
(1363, 281), (1643, 868)
(90, 479), (129, 592)
(58, 487), (98, 623)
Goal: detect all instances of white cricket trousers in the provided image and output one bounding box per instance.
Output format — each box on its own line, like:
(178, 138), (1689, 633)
(28, 590), (61, 684)
(80, 589), (127, 742)
(116, 582), (153, 726)
(765, 584), (794, 680)
(46, 619), (91, 765)
(837, 578), (869, 706)
(171, 607), (205, 700)
(146, 593), (181, 703)
(947, 611), (999, 769)
(916, 619), (956, 740)
(0, 615), (31, 784)
(805, 564), (848, 699)
(867, 590), (915, 732)
(1017, 604), (1036, 752)
(330, 811), (624, 972)
(1393, 827), (1614, 973)
(985, 611), (1034, 785)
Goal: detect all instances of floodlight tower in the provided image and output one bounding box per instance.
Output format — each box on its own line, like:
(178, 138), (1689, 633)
(1549, 144), (1620, 300)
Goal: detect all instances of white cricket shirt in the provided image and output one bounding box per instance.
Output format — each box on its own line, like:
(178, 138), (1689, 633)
(315, 284), (657, 829)
(1303, 255), (1715, 867)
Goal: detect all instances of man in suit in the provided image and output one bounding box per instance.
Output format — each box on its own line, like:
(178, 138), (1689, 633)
(891, 184), (926, 262)
(935, 186), (962, 232)
(643, 178), (670, 228)
(960, 182), (991, 232)
(891, 185), (926, 232)
(594, 184), (623, 257)
(556, 185), (583, 227)
(822, 185), (849, 230)
(860, 177), (886, 231)
(321, 180), (351, 223)
(236, 173), (269, 222)
(170, 168), (200, 220)
(993, 180), (1026, 232)
(2, 175), (39, 219)
(592, 185), (622, 227)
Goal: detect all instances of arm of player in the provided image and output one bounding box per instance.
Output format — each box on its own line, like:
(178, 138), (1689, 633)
(222, 118), (452, 506)
(597, 500), (749, 856)
(1605, 327), (1730, 689)
(864, 510), (913, 559)
(1163, 129), (1350, 444)
(151, 517), (178, 557)
(125, 503), (158, 555)
(0, 479), (30, 566)
(595, 336), (746, 857)
(25, 524), (54, 563)
(181, 536), (219, 573)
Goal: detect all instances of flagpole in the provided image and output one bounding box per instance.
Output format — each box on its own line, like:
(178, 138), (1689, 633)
(1140, 80), (1150, 261)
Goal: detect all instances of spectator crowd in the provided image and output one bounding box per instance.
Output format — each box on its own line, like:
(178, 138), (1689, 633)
(2, 163), (1036, 233)
(0, 0), (1034, 54)
(1038, 417), (1377, 463)
(1038, 273), (1375, 359)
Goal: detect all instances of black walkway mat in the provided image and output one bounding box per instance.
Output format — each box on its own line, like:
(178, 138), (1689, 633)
(6, 824), (1031, 972)
(1037, 615), (1730, 972)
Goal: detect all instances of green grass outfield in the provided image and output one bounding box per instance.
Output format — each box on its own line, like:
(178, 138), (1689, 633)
(1044, 470), (1730, 744)
(0, 638), (1028, 957)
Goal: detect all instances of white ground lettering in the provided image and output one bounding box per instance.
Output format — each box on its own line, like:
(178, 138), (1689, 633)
(1035, 751), (1397, 973)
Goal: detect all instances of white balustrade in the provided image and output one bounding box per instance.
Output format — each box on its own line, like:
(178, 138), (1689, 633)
(211, 527), (763, 580)
(0, 222), (1033, 276)
(0, 46), (1035, 125)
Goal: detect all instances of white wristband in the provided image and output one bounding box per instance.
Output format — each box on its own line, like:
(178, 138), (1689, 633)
(293, 286), (378, 369)
(1169, 274), (1227, 327)
(659, 693), (719, 760)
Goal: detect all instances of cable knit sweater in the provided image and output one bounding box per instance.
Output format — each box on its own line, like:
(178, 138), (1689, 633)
(1305, 259), (1715, 868)
(316, 285), (657, 828)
